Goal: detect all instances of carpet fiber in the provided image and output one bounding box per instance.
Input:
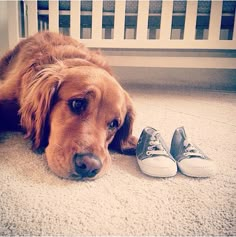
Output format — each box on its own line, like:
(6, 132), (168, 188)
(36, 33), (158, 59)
(0, 87), (235, 236)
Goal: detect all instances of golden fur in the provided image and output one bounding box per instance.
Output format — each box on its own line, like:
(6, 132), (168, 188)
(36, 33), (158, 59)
(0, 32), (137, 179)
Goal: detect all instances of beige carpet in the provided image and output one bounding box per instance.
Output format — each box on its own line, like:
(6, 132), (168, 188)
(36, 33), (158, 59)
(0, 87), (236, 236)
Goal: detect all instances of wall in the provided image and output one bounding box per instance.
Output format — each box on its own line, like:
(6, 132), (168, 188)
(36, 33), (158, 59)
(104, 49), (236, 91)
(0, 1), (9, 56)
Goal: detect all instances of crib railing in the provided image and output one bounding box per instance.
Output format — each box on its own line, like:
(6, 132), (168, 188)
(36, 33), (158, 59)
(8, 0), (236, 50)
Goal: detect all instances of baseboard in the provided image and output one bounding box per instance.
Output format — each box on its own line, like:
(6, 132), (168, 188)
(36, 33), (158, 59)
(113, 67), (236, 92)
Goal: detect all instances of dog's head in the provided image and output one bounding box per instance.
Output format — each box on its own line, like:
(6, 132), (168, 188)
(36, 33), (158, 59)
(20, 61), (137, 180)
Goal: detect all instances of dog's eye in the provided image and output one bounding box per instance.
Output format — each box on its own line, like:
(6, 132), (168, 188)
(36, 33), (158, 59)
(108, 119), (119, 130)
(69, 98), (88, 114)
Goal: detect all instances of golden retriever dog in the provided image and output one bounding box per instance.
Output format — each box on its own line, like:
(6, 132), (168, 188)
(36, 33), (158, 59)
(0, 31), (137, 180)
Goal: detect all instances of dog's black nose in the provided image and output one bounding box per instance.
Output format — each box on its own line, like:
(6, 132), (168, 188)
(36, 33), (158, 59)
(74, 153), (102, 178)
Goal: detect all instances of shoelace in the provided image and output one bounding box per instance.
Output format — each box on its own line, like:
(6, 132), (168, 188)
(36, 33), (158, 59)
(183, 139), (205, 158)
(146, 131), (169, 156)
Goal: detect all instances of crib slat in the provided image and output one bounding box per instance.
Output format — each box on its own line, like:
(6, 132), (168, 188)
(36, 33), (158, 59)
(184, 0), (198, 40)
(92, 1), (103, 39)
(114, 1), (126, 40)
(208, 0), (223, 40)
(70, 0), (81, 39)
(7, 1), (20, 48)
(25, 0), (38, 36)
(136, 0), (149, 40)
(49, 0), (59, 33)
(160, 0), (173, 40)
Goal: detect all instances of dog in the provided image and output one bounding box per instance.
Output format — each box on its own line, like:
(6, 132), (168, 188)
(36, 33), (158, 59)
(0, 31), (137, 180)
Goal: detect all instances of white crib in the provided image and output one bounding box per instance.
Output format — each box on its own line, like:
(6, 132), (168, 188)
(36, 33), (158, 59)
(6, 0), (236, 90)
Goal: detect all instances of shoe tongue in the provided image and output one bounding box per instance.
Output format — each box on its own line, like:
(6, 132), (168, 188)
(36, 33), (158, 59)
(152, 131), (160, 139)
(151, 135), (164, 151)
(156, 144), (164, 151)
(183, 139), (191, 148)
(184, 139), (196, 151)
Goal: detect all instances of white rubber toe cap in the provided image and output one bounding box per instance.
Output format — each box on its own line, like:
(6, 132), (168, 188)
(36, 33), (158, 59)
(178, 158), (216, 178)
(137, 156), (177, 178)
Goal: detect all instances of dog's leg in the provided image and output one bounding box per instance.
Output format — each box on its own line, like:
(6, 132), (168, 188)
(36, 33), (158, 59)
(0, 47), (21, 131)
(0, 100), (20, 131)
(0, 46), (21, 101)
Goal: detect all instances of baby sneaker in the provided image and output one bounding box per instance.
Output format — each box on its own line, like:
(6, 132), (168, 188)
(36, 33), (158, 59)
(136, 127), (177, 178)
(170, 127), (216, 178)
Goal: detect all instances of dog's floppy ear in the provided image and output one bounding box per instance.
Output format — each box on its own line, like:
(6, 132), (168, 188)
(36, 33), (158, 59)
(109, 94), (138, 155)
(19, 67), (63, 149)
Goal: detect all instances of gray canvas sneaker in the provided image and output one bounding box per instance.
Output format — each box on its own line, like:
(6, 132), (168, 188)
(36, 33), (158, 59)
(136, 127), (177, 177)
(170, 127), (216, 177)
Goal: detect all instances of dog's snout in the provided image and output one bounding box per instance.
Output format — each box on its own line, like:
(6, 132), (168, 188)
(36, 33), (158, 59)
(74, 153), (102, 178)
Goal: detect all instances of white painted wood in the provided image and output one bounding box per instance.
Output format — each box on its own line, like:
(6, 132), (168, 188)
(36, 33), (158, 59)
(8, 0), (236, 52)
(184, 0), (198, 40)
(208, 0), (223, 40)
(7, 1), (20, 48)
(49, 0), (59, 33)
(92, 1), (103, 39)
(70, 0), (81, 39)
(114, 1), (126, 40)
(25, 0), (38, 36)
(160, 0), (173, 40)
(79, 39), (236, 50)
(106, 56), (236, 69)
(136, 0), (149, 40)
